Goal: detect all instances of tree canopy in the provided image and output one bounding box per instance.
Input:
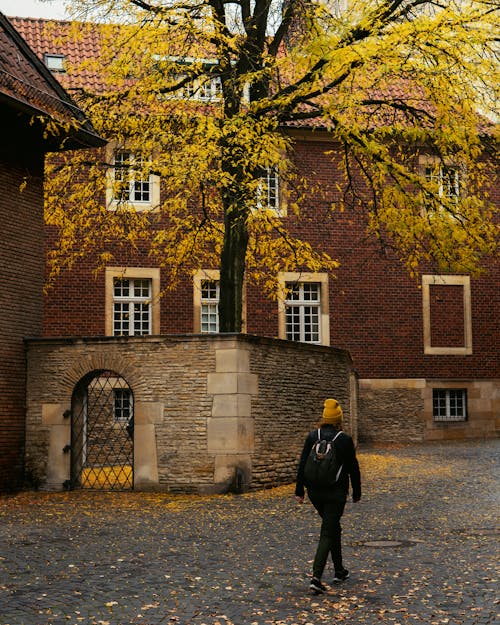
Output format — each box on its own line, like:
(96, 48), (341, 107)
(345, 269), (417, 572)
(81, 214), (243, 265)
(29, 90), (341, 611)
(44, 0), (499, 331)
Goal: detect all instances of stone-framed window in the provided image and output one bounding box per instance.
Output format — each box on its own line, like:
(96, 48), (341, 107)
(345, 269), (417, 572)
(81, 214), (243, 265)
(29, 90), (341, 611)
(419, 155), (464, 210)
(113, 277), (152, 336)
(193, 269), (246, 333)
(105, 267), (160, 336)
(106, 145), (160, 211)
(425, 163), (461, 202)
(278, 272), (330, 346)
(432, 388), (467, 422)
(256, 166), (283, 215)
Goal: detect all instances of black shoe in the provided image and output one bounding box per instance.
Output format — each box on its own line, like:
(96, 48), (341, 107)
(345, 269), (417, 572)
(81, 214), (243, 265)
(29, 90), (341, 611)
(310, 577), (327, 594)
(332, 568), (350, 582)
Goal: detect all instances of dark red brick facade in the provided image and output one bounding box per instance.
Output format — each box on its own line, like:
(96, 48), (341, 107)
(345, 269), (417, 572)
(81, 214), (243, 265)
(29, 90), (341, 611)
(43, 135), (500, 385)
(0, 13), (103, 490)
(0, 149), (45, 490)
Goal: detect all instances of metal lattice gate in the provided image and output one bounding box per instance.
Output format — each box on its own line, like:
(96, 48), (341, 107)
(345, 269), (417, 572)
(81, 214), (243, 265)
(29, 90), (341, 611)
(70, 370), (134, 490)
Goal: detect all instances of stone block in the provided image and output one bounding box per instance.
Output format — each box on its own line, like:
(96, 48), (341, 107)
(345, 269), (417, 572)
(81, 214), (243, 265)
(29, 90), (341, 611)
(216, 348), (250, 373)
(134, 424), (159, 488)
(207, 417), (254, 452)
(212, 394), (252, 418)
(42, 403), (69, 426)
(213, 454), (252, 491)
(207, 372), (258, 395)
(135, 401), (164, 425)
(46, 424), (71, 489)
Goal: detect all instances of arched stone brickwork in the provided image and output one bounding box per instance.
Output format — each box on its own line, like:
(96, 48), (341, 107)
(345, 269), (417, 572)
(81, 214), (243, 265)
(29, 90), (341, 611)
(25, 334), (355, 492)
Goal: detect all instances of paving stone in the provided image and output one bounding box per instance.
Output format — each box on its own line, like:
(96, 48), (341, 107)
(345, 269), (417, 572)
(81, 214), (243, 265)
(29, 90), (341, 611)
(0, 440), (498, 625)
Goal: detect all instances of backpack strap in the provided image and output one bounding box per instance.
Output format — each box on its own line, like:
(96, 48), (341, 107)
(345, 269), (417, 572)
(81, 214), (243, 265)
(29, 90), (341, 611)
(317, 429), (343, 442)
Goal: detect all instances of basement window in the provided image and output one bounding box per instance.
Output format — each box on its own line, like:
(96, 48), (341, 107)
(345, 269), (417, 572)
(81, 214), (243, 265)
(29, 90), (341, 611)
(432, 389), (467, 422)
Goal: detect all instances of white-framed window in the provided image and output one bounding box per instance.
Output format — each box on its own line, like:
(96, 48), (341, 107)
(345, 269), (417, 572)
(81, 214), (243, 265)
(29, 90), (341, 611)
(113, 277), (152, 336)
(113, 388), (133, 423)
(105, 267), (160, 336)
(425, 164), (461, 202)
(106, 145), (160, 211)
(113, 150), (152, 204)
(193, 269), (247, 334)
(278, 273), (330, 346)
(173, 74), (222, 102)
(198, 76), (222, 101)
(44, 53), (65, 72)
(200, 279), (220, 333)
(285, 282), (321, 343)
(256, 166), (281, 214)
(433, 389), (467, 422)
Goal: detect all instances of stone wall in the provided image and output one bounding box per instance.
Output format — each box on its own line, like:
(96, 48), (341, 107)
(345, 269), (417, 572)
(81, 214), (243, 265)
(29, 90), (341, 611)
(25, 334), (355, 492)
(248, 339), (356, 488)
(359, 379), (499, 443)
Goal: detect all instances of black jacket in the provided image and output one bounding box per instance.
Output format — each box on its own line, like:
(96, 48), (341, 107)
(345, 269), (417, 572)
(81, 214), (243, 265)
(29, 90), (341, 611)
(295, 424), (361, 502)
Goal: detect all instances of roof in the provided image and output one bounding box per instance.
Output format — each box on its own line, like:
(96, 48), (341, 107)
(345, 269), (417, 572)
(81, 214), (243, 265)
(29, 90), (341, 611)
(8, 15), (495, 138)
(0, 13), (104, 149)
(9, 15), (106, 93)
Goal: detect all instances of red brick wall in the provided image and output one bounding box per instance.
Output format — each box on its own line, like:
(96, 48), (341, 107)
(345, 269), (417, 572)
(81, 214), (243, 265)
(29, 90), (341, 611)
(429, 284), (465, 348)
(0, 150), (44, 491)
(42, 136), (500, 383)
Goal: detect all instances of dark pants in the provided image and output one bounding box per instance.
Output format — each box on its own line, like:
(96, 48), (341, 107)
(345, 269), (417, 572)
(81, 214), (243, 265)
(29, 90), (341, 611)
(308, 493), (346, 579)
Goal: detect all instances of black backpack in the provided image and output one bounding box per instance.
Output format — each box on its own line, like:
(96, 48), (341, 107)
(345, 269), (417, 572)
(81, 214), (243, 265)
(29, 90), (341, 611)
(303, 429), (343, 488)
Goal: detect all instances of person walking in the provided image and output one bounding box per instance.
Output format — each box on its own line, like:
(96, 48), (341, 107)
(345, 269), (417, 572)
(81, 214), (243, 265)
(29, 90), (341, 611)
(295, 398), (361, 594)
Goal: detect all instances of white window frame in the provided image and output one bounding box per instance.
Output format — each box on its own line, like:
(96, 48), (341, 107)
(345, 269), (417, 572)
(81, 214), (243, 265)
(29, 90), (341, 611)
(419, 156), (464, 213)
(278, 273), (330, 346)
(256, 166), (284, 216)
(106, 144), (160, 211)
(193, 269), (246, 333)
(113, 388), (133, 423)
(432, 388), (468, 422)
(105, 267), (160, 336)
(422, 274), (472, 355)
(112, 277), (152, 336)
(425, 163), (461, 202)
(200, 279), (220, 333)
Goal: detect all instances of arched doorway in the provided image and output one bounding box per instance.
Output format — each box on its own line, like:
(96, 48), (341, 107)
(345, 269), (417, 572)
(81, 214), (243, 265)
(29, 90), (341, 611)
(69, 370), (134, 490)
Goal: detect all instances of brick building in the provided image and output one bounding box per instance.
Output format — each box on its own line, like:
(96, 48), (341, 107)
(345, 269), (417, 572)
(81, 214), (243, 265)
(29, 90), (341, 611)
(0, 13), (103, 490)
(11, 16), (499, 446)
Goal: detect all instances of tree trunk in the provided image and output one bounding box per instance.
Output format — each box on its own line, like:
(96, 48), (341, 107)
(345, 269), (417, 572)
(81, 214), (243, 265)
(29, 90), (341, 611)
(218, 200), (249, 333)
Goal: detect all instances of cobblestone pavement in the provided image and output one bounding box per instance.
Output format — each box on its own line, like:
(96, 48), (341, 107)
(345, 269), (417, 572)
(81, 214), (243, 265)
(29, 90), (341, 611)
(1, 440), (498, 625)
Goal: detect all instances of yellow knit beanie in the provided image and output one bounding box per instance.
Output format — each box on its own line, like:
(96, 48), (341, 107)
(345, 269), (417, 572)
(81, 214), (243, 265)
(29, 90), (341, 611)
(322, 398), (343, 426)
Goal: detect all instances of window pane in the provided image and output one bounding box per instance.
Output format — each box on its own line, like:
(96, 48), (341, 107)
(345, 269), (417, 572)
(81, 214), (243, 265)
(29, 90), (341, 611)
(201, 303), (218, 333)
(303, 306), (320, 342)
(114, 151), (151, 203)
(201, 280), (218, 300)
(114, 278), (130, 298)
(133, 279), (151, 298)
(286, 307), (301, 341)
(303, 283), (320, 301)
(113, 303), (130, 336)
(133, 303), (150, 335)
(114, 389), (132, 422)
